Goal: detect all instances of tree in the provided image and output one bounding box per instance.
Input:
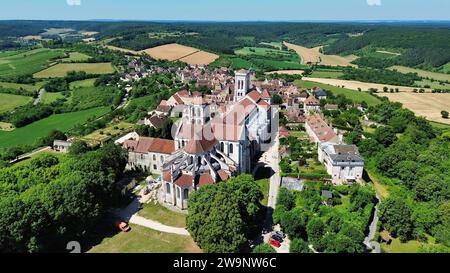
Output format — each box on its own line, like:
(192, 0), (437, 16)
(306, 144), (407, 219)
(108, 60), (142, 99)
(442, 110), (449, 119)
(280, 208), (308, 240)
(252, 244), (276, 253)
(187, 175), (263, 253)
(379, 198), (413, 242)
(290, 238), (311, 253)
(272, 94), (282, 105)
(374, 126), (397, 147)
(306, 218), (326, 244)
(69, 140), (90, 155)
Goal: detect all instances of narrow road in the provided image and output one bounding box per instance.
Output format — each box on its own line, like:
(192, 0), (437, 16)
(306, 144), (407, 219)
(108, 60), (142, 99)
(9, 146), (52, 164)
(364, 195), (381, 253)
(34, 89), (45, 105)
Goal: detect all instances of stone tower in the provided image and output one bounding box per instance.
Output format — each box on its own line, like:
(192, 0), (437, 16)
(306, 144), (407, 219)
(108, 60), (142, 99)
(234, 69), (250, 102)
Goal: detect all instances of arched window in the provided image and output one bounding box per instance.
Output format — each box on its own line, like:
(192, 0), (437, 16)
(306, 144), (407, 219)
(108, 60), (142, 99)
(229, 144), (234, 154)
(166, 183), (171, 194)
(197, 156), (201, 165)
(160, 156), (164, 163)
(183, 189), (189, 199)
(220, 142), (224, 152)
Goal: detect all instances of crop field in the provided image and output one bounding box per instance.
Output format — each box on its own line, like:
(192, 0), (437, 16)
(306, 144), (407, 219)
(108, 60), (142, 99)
(0, 81), (47, 92)
(61, 52), (91, 62)
(0, 48), (65, 78)
(303, 77), (432, 93)
(142, 43), (199, 61)
(105, 45), (140, 55)
(284, 42), (357, 67)
(259, 41), (283, 49)
(295, 80), (381, 106)
(179, 51), (219, 65)
(266, 70), (304, 75)
(0, 93), (33, 113)
(34, 63), (115, 78)
(0, 106), (110, 150)
(389, 66), (450, 82)
(41, 92), (65, 104)
(378, 93), (450, 124)
(310, 69), (344, 79)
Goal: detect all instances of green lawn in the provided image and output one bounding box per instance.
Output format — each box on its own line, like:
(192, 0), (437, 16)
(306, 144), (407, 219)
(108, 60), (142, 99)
(0, 93), (33, 113)
(34, 63), (115, 78)
(389, 66), (450, 82)
(0, 48), (65, 79)
(294, 80), (382, 106)
(88, 224), (201, 253)
(138, 202), (186, 228)
(256, 179), (270, 206)
(310, 70), (344, 79)
(69, 78), (97, 89)
(0, 107), (110, 150)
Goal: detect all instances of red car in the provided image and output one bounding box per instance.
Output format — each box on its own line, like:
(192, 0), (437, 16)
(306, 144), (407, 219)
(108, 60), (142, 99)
(269, 238), (281, 248)
(117, 221), (131, 232)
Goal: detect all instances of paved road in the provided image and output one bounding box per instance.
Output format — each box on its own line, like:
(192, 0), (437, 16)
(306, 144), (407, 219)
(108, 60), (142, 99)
(9, 146), (52, 164)
(112, 197), (190, 236)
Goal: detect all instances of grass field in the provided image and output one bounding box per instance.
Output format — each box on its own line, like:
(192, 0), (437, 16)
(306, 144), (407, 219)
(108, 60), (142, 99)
(41, 92), (65, 104)
(69, 78), (97, 89)
(415, 79), (450, 90)
(61, 52), (91, 62)
(34, 63), (115, 78)
(440, 62), (450, 73)
(138, 202), (186, 228)
(284, 42), (357, 67)
(0, 107), (110, 150)
(0, 81), (47, 92)
(378, 92), (450, 125)
(389, 66), (450, 82)
(0, 93), (33, 113)
(303, 77), (432, 93)
(88, 224), (201, 253)
(310, 69), (344, 79)
(295, 80), (382, 106)
(0, 48), (65, 78)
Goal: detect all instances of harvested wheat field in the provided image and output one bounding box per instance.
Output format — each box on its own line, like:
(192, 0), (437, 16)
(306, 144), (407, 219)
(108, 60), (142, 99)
(266, 70), (304, 75)
(303, 77), (432, 93)
(284, 42), (357, 67)
(105, 45), (140, 55)
(284, 42), (320, 64)
(34, 63), (115, 78)
(378, 93), (450, 124)
(179, 51), (219, 65)
(142, 43), (199, 61)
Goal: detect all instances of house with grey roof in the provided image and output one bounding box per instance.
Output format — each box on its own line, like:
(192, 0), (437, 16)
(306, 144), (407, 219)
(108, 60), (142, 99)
(318, 142), (364, 184)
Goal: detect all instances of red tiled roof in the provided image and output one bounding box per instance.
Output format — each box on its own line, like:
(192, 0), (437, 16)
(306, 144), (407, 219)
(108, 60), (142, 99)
(258, 99), (270, 110)
(184, 138), (218, 154)
(306, 115), (338, 142)
(163, 171), (172, 182)
(305, 96), (320, 106)
(248, 90), (262, 103)
(198, 174), (214, 187)
(123, 137), (175, 154)
(261, 90), (271, 99)
(148, 138), (175, 154)
(174, 174), (193, 188)
(217, 170), (229, 181)
(177, 90), (190, 97)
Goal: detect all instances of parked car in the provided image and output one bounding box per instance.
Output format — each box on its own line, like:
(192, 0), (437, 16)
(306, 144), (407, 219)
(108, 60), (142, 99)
(117, 221), (131, 232)
(269, 238), (281, 248)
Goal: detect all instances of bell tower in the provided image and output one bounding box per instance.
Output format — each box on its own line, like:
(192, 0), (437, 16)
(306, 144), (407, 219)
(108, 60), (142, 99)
(234, 69), (250, 102)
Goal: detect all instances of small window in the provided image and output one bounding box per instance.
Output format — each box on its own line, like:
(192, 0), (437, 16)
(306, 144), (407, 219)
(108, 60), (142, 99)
(166, 183), (171, 194)
(153, 164), (157, 170)
(160, 156), (164, 163)
(229, 144), (234, 154)
(153, 154), (156, 160)
(177, 187), (181, 198)
(183, 189), (189, 199)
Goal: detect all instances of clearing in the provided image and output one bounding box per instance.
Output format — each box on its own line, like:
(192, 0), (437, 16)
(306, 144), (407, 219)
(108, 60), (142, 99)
(303, 77), (432, 93)
(0, 93), (33, 114)
(294, 80), (381, 106)
(34, 63), (115, 78)
(0, 107), (110, 150)
(87, 224), (201, 253)
(378, 92), (450, 125)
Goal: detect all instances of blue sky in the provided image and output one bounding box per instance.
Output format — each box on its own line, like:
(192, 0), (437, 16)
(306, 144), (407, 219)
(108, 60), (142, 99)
(1, 0), (449, 21)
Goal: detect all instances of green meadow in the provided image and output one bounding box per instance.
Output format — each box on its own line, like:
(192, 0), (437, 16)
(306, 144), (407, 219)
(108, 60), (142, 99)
(294, 80), (382, 106)
(0, 93), (33, 114)
(0, 107), (110, 149)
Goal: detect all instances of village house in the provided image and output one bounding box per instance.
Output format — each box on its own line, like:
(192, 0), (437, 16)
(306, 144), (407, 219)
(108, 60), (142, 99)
(53, 140), (72, 153)
(318, 142), (365, 184)
(305, 114), (340, 144)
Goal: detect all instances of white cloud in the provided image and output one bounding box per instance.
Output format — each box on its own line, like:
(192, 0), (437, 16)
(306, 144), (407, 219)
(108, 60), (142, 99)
(67, 0), (81, 6)
(367, 0), (382, 6)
